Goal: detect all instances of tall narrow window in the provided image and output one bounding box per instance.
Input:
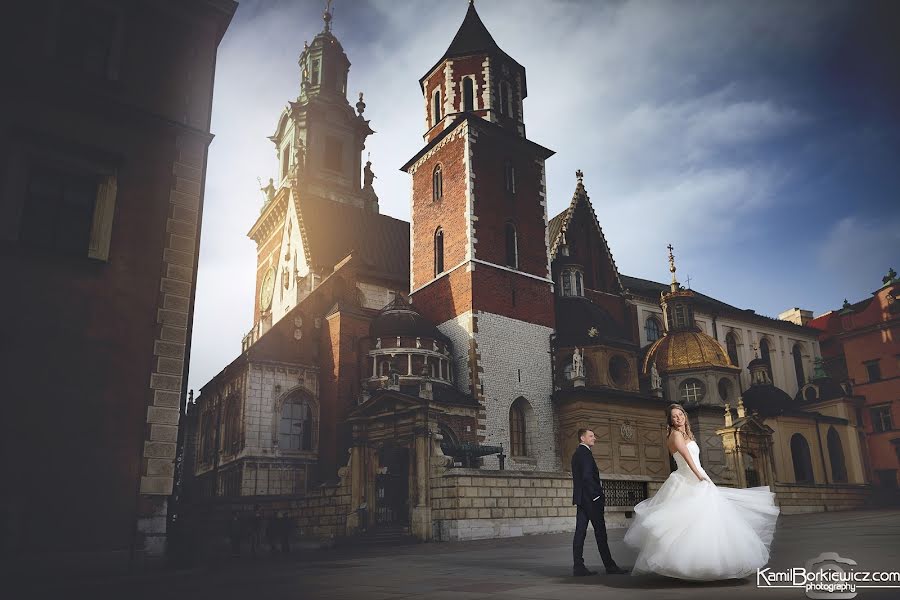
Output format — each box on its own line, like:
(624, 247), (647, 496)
(726, 332), (740, 367)
(505, 222), (518, 269)
(674, 304), (687, 328)
(790, 433), (814, 483)
(827, 427), (848, 483)
(433, 89), (442, 125)
(575, 271), (583, 296)
(434, 228), (444, 276)
(561, 272), (572, 297)
(432, 164), (443, 201)
(509, 398), (528, 456)
(504, 161), (516, 193)
(463, 77), (474, 111)
(499, 81), (511, 117)
(311, 59), (320, 85)
(792, 344), (805, 388)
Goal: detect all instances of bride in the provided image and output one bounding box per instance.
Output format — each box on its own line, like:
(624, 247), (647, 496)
(623, 403), (780, 580)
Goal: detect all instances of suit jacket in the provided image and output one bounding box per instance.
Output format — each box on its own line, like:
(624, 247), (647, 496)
(571, 444), (604, 506)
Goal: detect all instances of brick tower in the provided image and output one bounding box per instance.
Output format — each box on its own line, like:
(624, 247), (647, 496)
(402, 2), (558, 470)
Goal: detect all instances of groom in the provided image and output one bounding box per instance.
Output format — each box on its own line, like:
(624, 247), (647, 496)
(572, 428), (628, 576)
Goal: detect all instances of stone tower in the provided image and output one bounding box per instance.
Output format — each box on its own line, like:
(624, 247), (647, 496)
(402, 3), (558, 470)
(246, 5), (377, 344)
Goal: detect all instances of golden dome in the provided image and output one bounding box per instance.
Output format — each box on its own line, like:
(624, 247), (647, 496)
(643, 329), (738, 375)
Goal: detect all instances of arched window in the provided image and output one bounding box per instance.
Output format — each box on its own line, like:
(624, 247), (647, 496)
(380, 360), (391, 376)
(759, 338), (772, 379)
(792, 344), (805, 388)
(561, 271), (572, 297)
(673, 304), (688, 328)
(827, 427), (848, 483)
(505, 222), (518, 269)
(790, 433), (814, 483)
(200, 411), (216, 463)
(609, 355), (629, 386)
(434, 227), (444, 276)
(680, 379), (704, 404)
(432, 89), (442, 124)
(726, 332), (740, 367)
(462, 77), (474, 111)
(224, 395), (242, 453)
(574, 271), (583, 297)
(645, 317), (661, 343)
(718, 377), (732, 401)
(509, 398), (528, 456)
(499, 80), (511, 117)
(432, 164), (443, 201)
(279, 396), (315, 451)
(504, 161), (516, 193)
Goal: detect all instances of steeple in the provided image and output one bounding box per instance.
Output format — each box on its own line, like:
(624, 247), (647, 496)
(417, 2), (529, 142)
(298, 1), (350, 102)
(659, 245), (699, 333)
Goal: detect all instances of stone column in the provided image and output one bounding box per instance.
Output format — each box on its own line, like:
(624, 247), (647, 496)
(410, 423), (433, 541)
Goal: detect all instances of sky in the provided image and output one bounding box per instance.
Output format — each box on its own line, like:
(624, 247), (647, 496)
(189, 0), (900, 394)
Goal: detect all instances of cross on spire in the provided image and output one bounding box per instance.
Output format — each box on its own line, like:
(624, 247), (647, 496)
(575, 169), (583, 182)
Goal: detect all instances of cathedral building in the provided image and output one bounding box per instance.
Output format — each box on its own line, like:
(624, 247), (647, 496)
(185, 2), (876, 547)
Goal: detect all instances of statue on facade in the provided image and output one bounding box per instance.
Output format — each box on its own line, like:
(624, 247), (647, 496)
(572, 347), (584, 378)
(258, 177), (276, 204)
(363, 160), (376, 188)
(650, 361), (662, 390)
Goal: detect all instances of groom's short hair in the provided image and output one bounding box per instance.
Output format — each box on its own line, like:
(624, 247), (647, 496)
(577, 428), (592, 440)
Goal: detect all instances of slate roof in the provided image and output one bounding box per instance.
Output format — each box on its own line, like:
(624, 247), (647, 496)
(297, 195), (409, 283)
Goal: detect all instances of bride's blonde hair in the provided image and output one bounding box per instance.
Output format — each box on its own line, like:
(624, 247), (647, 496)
(665, 403), (694, 442)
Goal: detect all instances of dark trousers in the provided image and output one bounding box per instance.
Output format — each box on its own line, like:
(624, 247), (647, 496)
(573, 498), (616, 569)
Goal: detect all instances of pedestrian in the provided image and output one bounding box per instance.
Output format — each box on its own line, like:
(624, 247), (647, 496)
(266, 512), (279, 554)
(228, 511), (242, 558)
(279, 511), (293, 554)
(249, 504), (263, 557)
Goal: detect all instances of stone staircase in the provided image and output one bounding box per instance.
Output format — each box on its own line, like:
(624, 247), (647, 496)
(350, 525), (417, 547)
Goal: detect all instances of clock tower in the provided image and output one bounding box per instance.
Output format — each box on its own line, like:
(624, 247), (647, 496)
(246, 4), (378, 346)
(402, 3), (559, 470)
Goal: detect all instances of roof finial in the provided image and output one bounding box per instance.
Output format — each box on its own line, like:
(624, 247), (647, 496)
(575, 169), (583, 183)
(323, 0), (334, 32)
(667, 244), (679, 292)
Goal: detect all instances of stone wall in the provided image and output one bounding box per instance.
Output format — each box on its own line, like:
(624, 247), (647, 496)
(774, 483), (872, 514)
(430, 469), (659, 541)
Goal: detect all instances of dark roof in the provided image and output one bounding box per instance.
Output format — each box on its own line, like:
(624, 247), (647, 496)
(297, 195), (409, 283)
(370, 295), (450, 342)
(554, 296), (635, 347)
(419, 3), (525, 92)
(741, 384), (793, 417)
(443, 2), (500, 60)
(548, 212), (565, 251)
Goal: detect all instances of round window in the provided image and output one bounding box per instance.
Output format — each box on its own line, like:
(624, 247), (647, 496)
(718, 378), (732, 401)
(680, 379), (705, 404)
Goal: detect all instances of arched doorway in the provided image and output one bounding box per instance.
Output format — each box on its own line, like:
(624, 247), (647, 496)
(827, 427), (848, 483)
(790, 433), (815, 483)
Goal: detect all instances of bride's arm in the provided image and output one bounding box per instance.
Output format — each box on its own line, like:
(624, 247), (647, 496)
(669, 431), (710, 482)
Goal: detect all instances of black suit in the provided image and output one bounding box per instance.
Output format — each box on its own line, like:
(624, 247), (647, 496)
(571, 444), (617, 570)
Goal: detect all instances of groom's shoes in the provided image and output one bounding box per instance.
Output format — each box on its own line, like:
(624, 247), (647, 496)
(573, 567), (597, 576)
(605, 565), (629, 575)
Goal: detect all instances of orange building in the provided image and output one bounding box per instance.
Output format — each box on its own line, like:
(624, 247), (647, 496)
(810, 270), (900, 488)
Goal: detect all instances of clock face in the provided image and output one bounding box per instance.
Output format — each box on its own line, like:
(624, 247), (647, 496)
(260, 268), (275, 311)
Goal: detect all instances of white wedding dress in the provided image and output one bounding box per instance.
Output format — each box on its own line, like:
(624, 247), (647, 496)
(623, 439), (780, 580)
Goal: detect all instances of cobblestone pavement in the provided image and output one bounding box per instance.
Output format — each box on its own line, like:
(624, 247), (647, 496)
(18, 508), (900, 600)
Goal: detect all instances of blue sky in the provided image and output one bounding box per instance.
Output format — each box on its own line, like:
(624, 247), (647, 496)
(189, 0), (900, 393)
